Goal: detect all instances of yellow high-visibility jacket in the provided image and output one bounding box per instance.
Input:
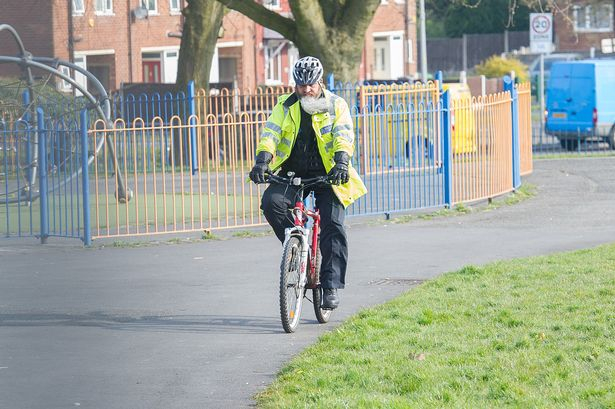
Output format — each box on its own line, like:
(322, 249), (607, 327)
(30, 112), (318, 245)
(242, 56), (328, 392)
(256, 89), (367, 208)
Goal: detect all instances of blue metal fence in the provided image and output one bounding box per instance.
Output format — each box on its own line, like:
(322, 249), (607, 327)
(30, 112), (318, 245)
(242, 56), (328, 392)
(1, 118), (37, 237)
(347, 100), (445, 217)
(111, 90), (191, 125)
(1, 107), (90, 243)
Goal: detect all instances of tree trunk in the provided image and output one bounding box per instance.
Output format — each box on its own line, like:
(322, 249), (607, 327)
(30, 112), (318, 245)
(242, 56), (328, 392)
(301, 29), (368, 85)
(174, 0), (224, 164)
(176, 0), (225, 91)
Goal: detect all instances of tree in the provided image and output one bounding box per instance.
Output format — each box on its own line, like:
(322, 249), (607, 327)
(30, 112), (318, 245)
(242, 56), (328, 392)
(176, 0), (225, 90)
(426, 0), (534, 37)
(216, 0), (381, 83)
(475, 55), (529, 82)
(174, 0), (224, 164)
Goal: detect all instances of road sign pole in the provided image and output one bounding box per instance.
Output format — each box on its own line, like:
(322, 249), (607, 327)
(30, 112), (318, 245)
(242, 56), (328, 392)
(540, 53), (545, 139)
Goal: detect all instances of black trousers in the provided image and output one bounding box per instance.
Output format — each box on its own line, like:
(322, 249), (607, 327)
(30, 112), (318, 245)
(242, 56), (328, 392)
(261, 183), (347, 289)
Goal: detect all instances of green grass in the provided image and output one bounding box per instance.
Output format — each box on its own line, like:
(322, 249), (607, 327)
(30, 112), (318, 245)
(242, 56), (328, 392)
(535, 152), (615, 160)
(487, 183), (536, 209)
(385, 184), (536, 225)
(232, 229), (272, 238)
(102, 233), (220, 248)
(90, 191), (261, 231)
(256, 244), (615, 408)
(0, 192), (262, 235)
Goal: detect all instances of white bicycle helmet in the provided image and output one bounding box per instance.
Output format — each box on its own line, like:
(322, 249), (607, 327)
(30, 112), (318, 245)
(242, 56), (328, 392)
(292, 56), (324, 85)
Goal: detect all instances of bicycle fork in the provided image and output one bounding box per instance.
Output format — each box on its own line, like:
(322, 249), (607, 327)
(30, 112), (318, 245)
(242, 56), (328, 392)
(283, 225), (310, 292)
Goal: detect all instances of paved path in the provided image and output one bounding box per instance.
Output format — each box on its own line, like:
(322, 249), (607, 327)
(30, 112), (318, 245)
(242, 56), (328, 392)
(1, 158), (614, 409)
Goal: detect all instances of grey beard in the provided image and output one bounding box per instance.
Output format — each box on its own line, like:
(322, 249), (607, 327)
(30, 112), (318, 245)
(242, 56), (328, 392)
(299, 95), (329, 115)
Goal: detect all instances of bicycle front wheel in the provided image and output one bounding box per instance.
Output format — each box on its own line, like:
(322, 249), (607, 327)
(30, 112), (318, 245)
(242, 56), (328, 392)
(280, 236), (304, 333)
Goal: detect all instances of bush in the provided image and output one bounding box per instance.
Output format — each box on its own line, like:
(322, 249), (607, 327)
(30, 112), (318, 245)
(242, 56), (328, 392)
(475, 55), (529, 83)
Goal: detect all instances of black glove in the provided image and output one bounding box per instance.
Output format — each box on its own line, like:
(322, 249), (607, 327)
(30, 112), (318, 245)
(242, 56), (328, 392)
(328, 151), (350, 185)
(249, 151), (273, 184)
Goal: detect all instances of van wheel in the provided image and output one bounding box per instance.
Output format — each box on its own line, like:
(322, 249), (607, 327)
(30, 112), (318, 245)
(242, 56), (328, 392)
(560, 139), (578, 151)
(607, 127), (615, 150)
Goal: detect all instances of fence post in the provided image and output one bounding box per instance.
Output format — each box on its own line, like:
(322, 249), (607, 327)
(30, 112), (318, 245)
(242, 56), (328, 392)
(435, 70), (443, 93)
(22, 90), (34, 185)
(327, 73), (335, 92)
(187, 80), (198, 175)
(80, 109), (92, 246)
(441, 90), (453, 208)
(503, 75), (521, 189)
(37, 108), (48, 244)
(462, 34), (468, 72)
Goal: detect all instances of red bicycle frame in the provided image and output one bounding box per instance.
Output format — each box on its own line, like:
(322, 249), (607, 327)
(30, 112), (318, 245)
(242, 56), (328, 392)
(291, 199), (321, 289)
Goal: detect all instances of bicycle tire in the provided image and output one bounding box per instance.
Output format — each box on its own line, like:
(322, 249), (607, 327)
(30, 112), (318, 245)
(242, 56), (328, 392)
(280, 236), (304, 333)
(312, 245), (332, 323)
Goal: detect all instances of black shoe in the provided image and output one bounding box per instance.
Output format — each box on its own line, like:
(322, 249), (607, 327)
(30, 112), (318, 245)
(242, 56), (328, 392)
(321, 288), (339, 310)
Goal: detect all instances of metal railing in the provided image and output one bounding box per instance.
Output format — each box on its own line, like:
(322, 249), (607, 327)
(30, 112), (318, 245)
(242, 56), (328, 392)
(517, 82), (533, 175)
(450, 92), (513, 204)
(88, 112), (267, 238)
(349, 85), (444, 215)
(1, 81), (531, 242)
(531, 122), (615, 156)
(1, 109), (88, 240)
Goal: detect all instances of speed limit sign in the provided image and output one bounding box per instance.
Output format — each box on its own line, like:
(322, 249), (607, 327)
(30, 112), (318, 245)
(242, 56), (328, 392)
(530, 13), (553, 53)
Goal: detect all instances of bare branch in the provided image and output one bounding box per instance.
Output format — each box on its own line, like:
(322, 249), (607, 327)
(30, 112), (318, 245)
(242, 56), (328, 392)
(217, 0), (298, 41)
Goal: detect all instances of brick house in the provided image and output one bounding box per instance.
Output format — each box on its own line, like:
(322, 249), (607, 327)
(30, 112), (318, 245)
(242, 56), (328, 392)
(554, 0), (615, 53)
(0, 0), (417, 92)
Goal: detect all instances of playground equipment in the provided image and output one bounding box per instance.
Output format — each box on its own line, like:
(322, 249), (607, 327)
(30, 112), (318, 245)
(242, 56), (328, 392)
(0, 23), (132, 206)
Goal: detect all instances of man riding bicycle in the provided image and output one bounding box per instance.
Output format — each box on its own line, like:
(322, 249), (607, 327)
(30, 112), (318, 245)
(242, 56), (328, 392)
(249, 56), (367, 310)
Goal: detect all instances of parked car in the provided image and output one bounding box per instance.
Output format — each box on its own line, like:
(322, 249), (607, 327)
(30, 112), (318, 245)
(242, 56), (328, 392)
(545, 59), (615, 150)
(528, 53), (582, 94)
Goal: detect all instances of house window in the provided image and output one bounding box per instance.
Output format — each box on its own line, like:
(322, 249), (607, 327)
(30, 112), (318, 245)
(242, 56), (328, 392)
(59, 56), (88, 95)
(72, 0), (85, 14)
(218, 58), (237, 84)
(264, 0), (280, 9)
(141, 0), (157, 13)
(264, 41), (284, 85)
(573, 3), (613, 32)
(95, 0), (113, 14)
(59, 66), (72, 92)
(170, 0), (181, 13)
(374, 37), (387, 73)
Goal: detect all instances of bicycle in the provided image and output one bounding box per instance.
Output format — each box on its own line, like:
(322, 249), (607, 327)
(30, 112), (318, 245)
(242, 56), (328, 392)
(263, 172), (333, 333)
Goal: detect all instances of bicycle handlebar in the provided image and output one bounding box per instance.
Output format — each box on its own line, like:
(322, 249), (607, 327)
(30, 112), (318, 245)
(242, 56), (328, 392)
(264, 172), (331, 187)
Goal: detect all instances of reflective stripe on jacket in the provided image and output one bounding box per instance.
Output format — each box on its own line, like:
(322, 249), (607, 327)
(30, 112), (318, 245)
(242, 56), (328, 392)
(256, 89), (367, 208)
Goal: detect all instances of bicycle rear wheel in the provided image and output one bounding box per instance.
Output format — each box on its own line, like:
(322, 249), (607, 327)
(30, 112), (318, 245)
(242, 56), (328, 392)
(280, 236), (304, 333)
(311, 246), (332, 323)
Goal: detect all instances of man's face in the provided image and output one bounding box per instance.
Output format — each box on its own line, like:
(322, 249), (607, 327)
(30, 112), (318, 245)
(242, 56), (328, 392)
(295, 82), (321, 98)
